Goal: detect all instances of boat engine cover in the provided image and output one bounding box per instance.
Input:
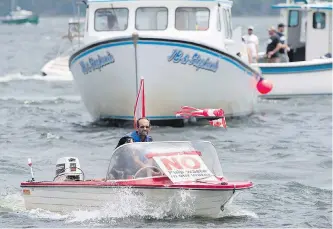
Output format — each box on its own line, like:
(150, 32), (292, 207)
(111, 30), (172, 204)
(55, 157), (83, 181)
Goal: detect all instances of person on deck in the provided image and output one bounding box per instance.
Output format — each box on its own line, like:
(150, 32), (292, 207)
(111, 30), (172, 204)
(242, 26), (259, 63)
(266, 26), (289, 63)
(276, 23), (290, 63)
(266, 26), (282, 63)
(125, 117), (153, 142)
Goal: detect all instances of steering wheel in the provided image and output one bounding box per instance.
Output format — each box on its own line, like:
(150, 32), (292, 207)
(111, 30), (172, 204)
(133, 166), (163, 179)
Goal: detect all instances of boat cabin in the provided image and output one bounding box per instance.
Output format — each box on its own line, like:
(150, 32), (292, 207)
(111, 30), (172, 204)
(105, 141), (223, 181)
(273, 0), (332, 62)
(78, 0), (238, 52)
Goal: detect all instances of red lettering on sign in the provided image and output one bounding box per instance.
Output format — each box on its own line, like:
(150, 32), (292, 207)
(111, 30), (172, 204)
(181, 156), (201, 169)
(161, 157), (182, 170)
(161, 156), (201, 170)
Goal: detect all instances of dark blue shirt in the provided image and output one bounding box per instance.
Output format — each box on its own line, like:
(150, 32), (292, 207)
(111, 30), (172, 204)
(276, 31), (286, 54)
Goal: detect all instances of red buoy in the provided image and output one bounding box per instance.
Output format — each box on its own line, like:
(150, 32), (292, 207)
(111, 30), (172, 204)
(257, 79), (273, 94)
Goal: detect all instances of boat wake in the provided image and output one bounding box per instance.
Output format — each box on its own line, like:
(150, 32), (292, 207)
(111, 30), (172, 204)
(0, 188), (258, 225)
(0, 73), (72, 82)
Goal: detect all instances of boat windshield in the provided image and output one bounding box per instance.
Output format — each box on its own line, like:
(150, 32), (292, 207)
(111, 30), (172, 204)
(105, 141), (223, 180)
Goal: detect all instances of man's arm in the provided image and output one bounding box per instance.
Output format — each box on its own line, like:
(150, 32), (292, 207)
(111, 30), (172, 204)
(268, 43), (289, 57)
(268, 38), (289, 57)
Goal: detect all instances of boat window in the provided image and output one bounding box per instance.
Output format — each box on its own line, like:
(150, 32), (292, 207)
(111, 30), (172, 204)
(313, 12), (326, 29)
(300, 11), (307, 42)
(288, 10), (299, 27)
(135, 7), (168, 30)
(221, 8), (230, 38)
(226, 8), (233, 38)
(175, 7), (210, 31)
(217, 8), (221, 31)
(86, 13), (89, 32)
(94, 8), (129, 31)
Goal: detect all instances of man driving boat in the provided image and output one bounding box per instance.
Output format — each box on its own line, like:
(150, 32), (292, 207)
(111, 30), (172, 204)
(125, 118), (153, 142)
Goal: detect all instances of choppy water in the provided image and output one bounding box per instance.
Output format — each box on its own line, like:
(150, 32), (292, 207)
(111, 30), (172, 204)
(0, 17), (332, 228)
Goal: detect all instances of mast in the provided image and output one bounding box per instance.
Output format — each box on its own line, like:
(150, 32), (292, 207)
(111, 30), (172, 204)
(11, 0), (16, 11)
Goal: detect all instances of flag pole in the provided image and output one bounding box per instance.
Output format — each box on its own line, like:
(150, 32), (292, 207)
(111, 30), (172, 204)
(133, 77), (145, 129)
(132, 32), (139, 96)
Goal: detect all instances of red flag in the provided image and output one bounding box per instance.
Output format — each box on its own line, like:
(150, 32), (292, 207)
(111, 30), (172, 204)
(134, 78), (145, 129)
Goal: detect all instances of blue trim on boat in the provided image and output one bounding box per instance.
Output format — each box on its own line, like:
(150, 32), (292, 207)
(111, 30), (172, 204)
(272, 5), (302, 9)
(272, 5), (332, 10)
(71, 41), (133, 64)
(259, 62), (332, 74)
(87, 0), (229, 2)
(70, 39), (255, 77)
(137, 40), (253, 76)
(309, 6), (332, 10)
(100, 115), (183, 120)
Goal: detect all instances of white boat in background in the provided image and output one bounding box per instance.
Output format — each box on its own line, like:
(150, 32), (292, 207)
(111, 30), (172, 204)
(21, 141), (253, 217)
(1, 0), (39, 25)
(69, 0), (267, 125)
(253, 0), (332, 99)
(40, 18), (85, 77)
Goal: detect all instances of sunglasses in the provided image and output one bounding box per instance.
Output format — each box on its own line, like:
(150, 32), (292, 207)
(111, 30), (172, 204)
(139, 125), (150, 129)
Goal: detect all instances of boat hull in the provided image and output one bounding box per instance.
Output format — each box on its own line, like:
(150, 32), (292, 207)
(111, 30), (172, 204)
(69, 37), (260, 121)
(254, 59), (332, 98)
(21, 184), (237, 217)
(1, 14), (39, 25)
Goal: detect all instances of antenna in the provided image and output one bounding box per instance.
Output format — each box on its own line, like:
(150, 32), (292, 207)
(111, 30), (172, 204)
(132, 32), (139, 96)
(27, 158), (35, 182)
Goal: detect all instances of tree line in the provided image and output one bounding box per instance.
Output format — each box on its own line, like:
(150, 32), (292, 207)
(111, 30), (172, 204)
(0, 0), (331, 16)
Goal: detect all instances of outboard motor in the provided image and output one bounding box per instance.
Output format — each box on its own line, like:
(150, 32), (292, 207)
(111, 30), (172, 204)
(54, 157), (84, 181)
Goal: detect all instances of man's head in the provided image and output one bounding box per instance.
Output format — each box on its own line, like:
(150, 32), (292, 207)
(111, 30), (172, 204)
(268, 26), (276, 36)
(136, 117), (151, 138)
(248, 26), (254, 35)
(277, 23), (285, 33)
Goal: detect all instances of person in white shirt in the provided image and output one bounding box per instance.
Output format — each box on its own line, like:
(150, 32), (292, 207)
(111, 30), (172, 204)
(242, 26), (259, 63)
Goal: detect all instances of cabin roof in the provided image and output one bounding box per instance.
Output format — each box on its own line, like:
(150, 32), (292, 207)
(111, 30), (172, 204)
(272, 1), (332, 11)
(86, 0), (232, 3)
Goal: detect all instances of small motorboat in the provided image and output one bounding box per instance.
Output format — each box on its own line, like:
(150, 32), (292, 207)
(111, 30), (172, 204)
(20, 141), (253, 218)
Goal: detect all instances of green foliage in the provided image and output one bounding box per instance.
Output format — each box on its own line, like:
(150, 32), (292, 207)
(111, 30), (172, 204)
(0, 0), (330, 16)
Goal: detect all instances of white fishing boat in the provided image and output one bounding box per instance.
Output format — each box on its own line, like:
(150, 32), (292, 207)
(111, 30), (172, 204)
(20, 141), (253, 217)
(253, 0), (332, 98)
(1, 0), (39, 25)
(40, 18), (85, 77)
(68, 0), (269, 124)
